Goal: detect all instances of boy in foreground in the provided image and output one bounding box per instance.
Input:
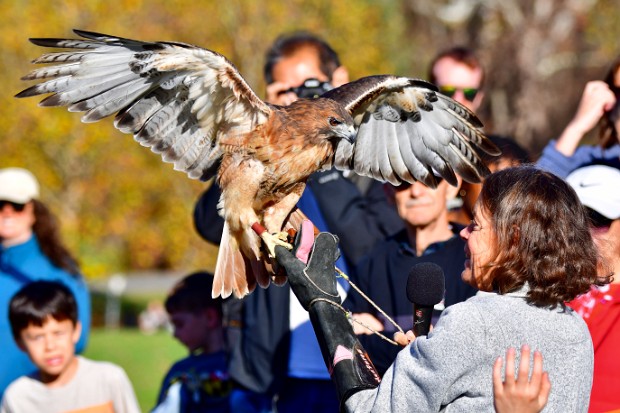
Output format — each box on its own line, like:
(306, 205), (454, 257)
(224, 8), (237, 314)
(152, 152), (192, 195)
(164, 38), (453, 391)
(1, 281), (139, 413)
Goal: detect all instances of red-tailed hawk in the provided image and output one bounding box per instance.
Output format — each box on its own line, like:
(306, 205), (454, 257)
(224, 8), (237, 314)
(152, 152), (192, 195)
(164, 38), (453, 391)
(16, 30), (499, 298)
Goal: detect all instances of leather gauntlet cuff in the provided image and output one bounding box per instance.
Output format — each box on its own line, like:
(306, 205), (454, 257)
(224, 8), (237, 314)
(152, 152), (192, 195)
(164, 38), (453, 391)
(309, 300), (381, 411)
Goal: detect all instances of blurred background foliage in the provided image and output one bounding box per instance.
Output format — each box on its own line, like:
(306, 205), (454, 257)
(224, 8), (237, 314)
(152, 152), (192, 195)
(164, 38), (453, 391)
(2, 0), (620, 280)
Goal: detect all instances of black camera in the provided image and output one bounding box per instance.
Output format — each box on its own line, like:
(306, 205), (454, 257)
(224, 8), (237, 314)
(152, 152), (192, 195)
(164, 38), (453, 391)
(288, 78), (333, 99)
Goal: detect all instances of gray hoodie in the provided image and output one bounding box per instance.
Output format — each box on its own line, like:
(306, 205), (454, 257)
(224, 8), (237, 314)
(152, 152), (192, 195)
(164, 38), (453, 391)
(346, 286), (592, 412)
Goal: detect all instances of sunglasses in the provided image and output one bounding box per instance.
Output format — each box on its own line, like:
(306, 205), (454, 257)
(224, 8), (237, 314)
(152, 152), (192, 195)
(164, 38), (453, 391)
(0, 200), (27, 212)
(439, 86), (479, 102)
(586, 208), (613, 229)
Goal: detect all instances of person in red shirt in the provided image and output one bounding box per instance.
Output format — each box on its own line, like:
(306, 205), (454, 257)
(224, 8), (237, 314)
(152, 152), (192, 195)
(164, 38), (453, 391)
(567, 165), (620, 413)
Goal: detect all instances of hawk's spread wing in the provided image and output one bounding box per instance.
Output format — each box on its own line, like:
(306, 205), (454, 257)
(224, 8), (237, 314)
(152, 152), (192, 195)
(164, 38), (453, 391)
(322, 75), (500, 187)
(16, 30), (271, 181)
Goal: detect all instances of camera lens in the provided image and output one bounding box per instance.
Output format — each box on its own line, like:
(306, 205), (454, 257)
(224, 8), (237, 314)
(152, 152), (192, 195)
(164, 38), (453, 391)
(292, 78), (333, 99)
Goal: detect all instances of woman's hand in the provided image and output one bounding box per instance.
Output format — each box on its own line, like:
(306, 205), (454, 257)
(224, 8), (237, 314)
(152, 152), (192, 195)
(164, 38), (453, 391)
(393, 321), (438, 346)
(493, 345), (551, 413)
(393, 330), (416, 346)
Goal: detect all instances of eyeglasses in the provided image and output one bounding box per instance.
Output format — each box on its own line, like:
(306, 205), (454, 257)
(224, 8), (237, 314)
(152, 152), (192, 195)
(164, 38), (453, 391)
(586, 208), (613, 229)
(438, 86), (479, 102)
(467, 219), (483, 232)
(0, 200), (27, 212)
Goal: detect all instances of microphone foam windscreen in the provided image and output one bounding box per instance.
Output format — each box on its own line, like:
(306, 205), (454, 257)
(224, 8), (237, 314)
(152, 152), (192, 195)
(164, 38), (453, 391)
(406, 262), (446, 306)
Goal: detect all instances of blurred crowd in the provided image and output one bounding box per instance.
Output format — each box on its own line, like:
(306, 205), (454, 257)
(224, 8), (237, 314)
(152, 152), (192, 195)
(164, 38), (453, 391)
(1, 29), (620, 413)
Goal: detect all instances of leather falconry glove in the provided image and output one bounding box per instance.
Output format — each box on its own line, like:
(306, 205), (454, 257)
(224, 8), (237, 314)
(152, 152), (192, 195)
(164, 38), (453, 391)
(275, 222), (381, 411)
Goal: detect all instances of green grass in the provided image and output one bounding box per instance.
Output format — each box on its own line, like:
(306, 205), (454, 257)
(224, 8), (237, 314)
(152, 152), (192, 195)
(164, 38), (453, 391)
(83, 328), (187, 412)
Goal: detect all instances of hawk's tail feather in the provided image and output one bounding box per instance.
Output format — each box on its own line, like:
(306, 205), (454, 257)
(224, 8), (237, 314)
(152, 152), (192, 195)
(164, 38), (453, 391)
(213, 222), (252, 298)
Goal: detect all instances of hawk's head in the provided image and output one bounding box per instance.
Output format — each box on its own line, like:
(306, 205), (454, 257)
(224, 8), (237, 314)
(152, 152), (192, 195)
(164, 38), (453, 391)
(287, 98), (356, 145)
(320, 99), (356, 144)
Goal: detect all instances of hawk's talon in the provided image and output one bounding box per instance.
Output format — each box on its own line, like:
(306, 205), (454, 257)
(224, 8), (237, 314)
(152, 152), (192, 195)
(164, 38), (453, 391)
(275, 232), (290, 242)
(261, 231), (293, 258)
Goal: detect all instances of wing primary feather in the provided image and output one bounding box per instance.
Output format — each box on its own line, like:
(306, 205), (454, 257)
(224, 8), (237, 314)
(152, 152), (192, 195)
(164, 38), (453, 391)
(388, 122), (417, 183)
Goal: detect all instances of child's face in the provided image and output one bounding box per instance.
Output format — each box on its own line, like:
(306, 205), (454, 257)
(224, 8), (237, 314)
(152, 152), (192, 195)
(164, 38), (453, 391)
(170, 310), (210, 352)
(18, 316), (81, 383)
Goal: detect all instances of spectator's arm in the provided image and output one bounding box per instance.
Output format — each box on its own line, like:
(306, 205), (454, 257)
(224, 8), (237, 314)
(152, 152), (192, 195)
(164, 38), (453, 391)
(554, 80), (616, 157)
(193, 182), (225, 245)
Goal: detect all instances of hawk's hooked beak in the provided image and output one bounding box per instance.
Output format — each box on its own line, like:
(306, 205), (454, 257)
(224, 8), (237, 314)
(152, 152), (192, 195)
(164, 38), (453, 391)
(343, 126), (356, 143)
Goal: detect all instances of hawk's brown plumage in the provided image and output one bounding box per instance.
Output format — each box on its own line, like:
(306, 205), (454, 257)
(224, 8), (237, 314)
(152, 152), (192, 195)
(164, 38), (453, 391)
(16, 30), (500, 298)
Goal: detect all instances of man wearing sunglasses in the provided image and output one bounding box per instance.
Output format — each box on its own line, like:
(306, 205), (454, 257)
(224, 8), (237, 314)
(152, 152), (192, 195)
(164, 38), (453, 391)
(428, 47), (488, 227)
(428, 46), (485, 113)
(566, 164), (620, 412)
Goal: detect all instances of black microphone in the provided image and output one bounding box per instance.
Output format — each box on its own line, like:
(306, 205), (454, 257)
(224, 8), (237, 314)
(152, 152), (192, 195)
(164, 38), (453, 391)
(406, 262), (445, 336)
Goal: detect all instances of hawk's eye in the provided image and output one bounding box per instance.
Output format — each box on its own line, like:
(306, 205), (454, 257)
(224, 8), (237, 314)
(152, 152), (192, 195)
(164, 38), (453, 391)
(328, 117), (342, 127)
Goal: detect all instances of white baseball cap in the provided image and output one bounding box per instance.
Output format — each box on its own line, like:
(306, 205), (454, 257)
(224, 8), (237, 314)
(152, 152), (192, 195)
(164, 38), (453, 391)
(566, 165), (620, 220)
(0, 167), (40, 204)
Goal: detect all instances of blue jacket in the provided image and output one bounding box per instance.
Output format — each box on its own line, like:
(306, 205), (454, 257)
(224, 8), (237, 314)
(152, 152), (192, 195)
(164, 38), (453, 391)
(0, 235), (91, 397)
(536, 140), (620, 178)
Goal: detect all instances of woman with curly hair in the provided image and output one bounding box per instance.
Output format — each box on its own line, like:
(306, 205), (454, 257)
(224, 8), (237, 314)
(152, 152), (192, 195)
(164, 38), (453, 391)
(276, 166), (609, 412)
(0, 167), (90, 398)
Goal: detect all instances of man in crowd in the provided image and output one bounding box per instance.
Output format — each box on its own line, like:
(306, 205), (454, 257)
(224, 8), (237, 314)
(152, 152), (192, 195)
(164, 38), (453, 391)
(428, 47), (509, 226)
(428, 46), (485, 113)
(344, 176), (477, 376)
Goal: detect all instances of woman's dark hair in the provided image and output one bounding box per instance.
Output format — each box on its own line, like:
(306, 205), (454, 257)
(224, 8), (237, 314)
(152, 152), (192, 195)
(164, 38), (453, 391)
(599, 55), (620, 148)
(9, 280), (78, 340)
(32, 199), (79, 275)
(479, 166), (609, 308)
